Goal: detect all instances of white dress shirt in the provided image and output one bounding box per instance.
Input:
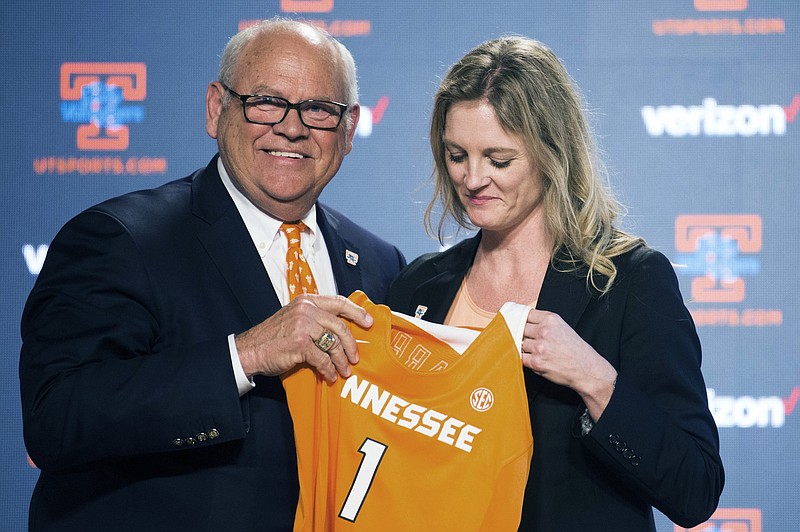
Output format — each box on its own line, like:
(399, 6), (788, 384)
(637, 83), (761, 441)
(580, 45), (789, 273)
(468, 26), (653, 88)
(217, 158), (337, 395)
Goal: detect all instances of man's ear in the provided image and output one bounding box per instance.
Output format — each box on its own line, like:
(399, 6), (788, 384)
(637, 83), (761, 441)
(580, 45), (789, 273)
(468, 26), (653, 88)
(344, 103), (360, 155)
(205, 82), (224, 139)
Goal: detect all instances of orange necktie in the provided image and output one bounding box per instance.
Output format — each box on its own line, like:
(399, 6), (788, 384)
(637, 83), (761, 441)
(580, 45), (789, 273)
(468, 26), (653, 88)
(280, 222), (319, 302)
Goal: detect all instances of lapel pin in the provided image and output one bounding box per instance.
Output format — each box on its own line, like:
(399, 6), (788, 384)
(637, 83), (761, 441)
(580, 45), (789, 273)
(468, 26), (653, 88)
(414, 305), (427, 319)
(345, 250), (359, 266)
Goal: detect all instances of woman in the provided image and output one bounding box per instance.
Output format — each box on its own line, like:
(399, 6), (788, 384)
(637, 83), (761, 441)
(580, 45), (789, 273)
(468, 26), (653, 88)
(388, 36), (724, 530)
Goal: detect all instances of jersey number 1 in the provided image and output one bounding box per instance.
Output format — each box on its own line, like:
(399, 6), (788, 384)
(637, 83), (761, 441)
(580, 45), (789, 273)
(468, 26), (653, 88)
(339, 438), (387, 522)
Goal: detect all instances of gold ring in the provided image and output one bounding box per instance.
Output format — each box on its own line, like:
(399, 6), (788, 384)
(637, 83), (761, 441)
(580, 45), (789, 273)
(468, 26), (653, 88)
(313, 330), (336, 352)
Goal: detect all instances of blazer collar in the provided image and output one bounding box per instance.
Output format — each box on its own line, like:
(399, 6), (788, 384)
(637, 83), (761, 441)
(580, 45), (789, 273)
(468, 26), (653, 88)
(409, 232), (594, 329)
(190, 157), (364, 325)
(537, 253), (594, 330)
(316, 205), (362, 297)
(192, 156), (281, 327)
(410, 234), (481, 323)
(191, 155), (232, 225)
(407, 231), (595, 403)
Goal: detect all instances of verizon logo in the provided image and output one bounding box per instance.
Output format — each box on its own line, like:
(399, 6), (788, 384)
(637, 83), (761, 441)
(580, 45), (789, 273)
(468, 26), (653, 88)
(23, 244), (48, 275)
(641, 97), (791, 137)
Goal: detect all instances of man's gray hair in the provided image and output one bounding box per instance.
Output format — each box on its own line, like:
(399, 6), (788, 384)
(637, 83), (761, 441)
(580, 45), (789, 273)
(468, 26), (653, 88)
(218, 17), (359, 108)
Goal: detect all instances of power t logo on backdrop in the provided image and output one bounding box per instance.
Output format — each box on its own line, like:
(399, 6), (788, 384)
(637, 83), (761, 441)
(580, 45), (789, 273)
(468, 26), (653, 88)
(60, 63), (146, 150)
(676, 507), (762, 531)
(673, 214), (782, 327)
(674, 214), (761, 303)
(652, 0), (785, 36)
(33, 61), (166, 176)
(280, 0), (334, 12)
(271, 0), (371, 36)
(694, 0), (748, 10)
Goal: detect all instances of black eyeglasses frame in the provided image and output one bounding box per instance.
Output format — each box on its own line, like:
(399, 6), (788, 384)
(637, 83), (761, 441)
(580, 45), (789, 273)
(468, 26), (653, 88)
(221, 83), (348, 131)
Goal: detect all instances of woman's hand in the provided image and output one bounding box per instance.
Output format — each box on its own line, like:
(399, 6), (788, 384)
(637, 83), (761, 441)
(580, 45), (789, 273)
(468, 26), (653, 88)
(522, 308), (617, 421)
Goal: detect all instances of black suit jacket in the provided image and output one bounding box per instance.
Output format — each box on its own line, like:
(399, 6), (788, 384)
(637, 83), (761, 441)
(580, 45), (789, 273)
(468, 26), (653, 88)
(19, 157), (406, 531)
(387, 234), (723, 531)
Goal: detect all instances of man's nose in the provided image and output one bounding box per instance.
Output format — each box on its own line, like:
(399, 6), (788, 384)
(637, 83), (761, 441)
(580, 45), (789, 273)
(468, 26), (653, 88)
(271, 107), (309, 138)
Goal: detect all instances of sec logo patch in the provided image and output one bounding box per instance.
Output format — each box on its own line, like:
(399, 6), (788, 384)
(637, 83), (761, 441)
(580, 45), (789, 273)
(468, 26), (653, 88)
(470, 387), (494, 412)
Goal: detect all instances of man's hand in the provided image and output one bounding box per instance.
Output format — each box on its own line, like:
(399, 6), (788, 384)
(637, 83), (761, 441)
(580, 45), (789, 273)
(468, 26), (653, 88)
(235, 294), (373, 383)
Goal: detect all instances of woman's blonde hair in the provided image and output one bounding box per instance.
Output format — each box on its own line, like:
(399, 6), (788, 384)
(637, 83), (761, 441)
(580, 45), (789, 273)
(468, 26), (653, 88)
(427, 36), (643, 293)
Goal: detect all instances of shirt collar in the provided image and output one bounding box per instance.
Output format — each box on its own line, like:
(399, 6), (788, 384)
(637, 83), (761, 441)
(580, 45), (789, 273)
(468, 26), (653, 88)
(216, 158), (321, 253)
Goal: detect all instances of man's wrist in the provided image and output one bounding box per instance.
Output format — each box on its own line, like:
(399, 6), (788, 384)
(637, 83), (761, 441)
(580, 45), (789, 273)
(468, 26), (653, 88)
(229, 334), (256, 396)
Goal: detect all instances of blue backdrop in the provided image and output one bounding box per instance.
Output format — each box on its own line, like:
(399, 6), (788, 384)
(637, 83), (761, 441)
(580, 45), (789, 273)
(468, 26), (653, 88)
(2, 1), (797, 530)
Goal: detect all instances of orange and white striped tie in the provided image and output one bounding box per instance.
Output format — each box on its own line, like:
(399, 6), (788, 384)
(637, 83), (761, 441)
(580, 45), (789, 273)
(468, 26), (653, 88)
(280, 222), (319, 302)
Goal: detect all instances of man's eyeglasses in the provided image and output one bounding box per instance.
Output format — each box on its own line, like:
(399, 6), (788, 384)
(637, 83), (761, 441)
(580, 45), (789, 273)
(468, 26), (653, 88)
(221, 84), (348, 131)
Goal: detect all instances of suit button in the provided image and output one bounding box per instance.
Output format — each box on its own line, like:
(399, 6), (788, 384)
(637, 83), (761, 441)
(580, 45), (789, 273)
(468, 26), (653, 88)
(172, 438), (183, 447)
(185, 437), (196, 446)
(631, 456), (641, 467)
(623, 449), (634, 460)
(615, 441), (627, 452)
(208, 428), (220, 439)
(608, 434), (619, 446)
(196, 432), (208, 442)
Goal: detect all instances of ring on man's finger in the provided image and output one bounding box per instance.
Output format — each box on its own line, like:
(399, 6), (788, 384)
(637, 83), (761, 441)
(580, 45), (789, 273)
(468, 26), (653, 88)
(313, 330), (336, 352)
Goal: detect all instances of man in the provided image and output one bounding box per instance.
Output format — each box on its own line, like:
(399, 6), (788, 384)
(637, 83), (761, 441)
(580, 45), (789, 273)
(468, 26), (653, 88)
(20, 18), (405, 531)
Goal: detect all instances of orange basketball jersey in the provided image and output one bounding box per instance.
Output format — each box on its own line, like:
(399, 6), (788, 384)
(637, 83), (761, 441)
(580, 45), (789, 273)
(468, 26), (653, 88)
(283, 291), (533, 531)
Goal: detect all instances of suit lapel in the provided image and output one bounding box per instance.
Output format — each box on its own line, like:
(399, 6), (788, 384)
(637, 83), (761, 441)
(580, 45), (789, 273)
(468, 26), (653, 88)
(406, 235), (594, 328)
(317, 205), (362, 297)
(191, 157), (281, 327)
(400, 234), (596, 404)
(536, 255), (594, 330)
(526, 254), (595, 400)
(410, 235), (480, 323)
